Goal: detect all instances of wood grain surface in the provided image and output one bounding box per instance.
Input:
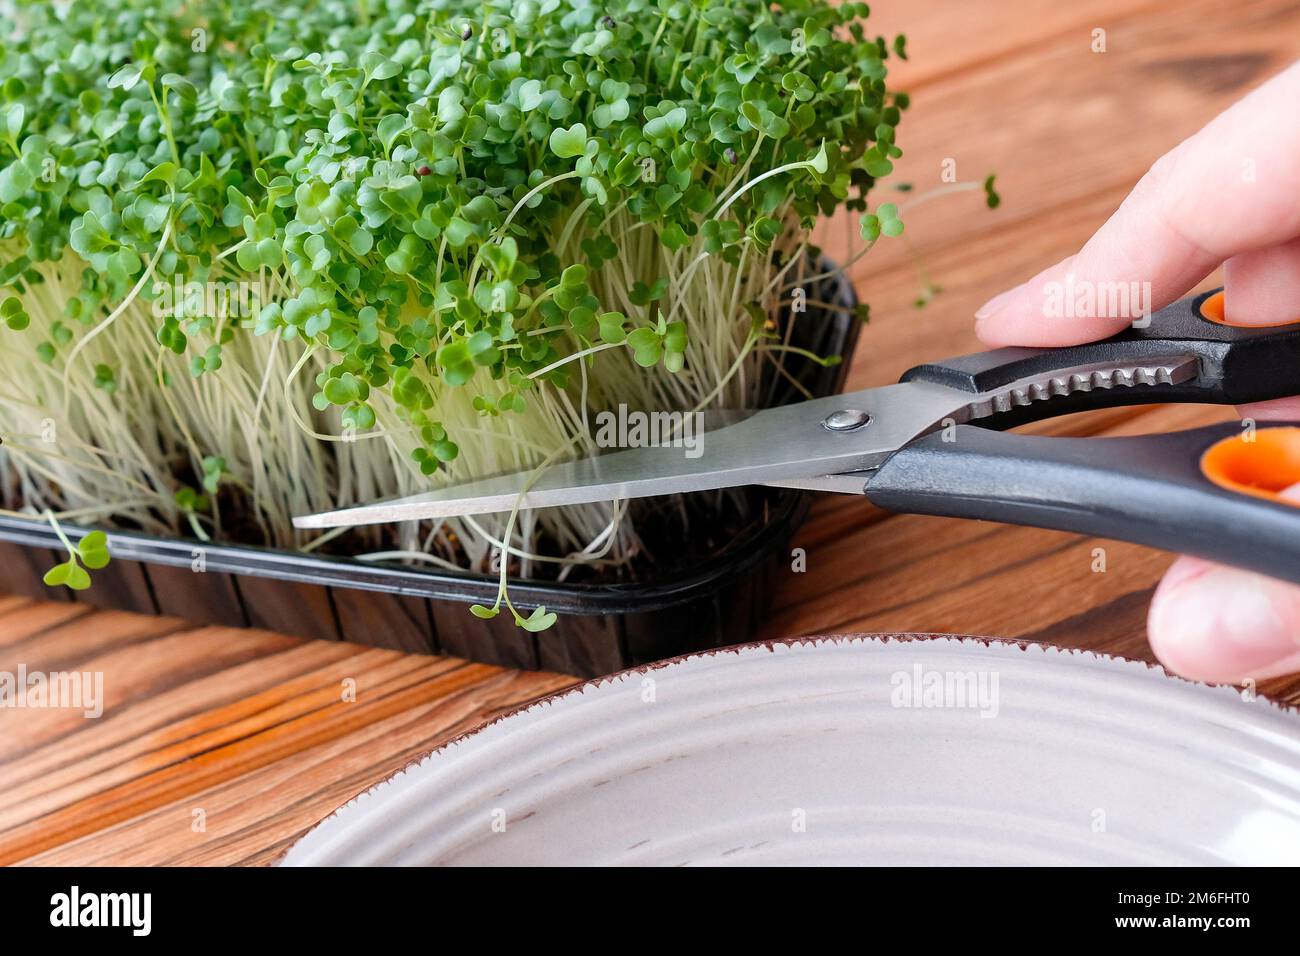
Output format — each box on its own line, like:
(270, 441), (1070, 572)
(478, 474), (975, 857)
(4, 0), (1300, 866)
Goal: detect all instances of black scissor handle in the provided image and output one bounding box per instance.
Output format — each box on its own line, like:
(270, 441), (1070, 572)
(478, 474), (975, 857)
(864, 420), (1300, 585)
(900, 289), (1300, 426)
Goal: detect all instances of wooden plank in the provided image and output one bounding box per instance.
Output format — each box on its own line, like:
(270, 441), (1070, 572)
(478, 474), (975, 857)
(0, 615), (571, 865)
(535, 614), (626, 678)
(0, 542), (70, 604)
(869, 0), (1171, 87)
(816, 0), (1300, 298)
(430, 599), (540, 670)
(71, 559), (158, 617)
(236, 575), (339, 642)
(148, 562), (247, 629)
(331, 589), (437, 655)
(0, 600), (95, 651)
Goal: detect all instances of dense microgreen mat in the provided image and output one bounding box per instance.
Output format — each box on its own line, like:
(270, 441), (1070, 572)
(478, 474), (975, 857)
(0, 0), (989, 619)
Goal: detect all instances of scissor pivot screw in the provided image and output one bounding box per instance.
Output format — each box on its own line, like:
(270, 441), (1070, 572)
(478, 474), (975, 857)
(822, 409), (871, 432)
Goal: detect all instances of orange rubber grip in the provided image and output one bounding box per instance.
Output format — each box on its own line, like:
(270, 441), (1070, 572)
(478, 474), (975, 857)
(1200, 427), (1300, 505)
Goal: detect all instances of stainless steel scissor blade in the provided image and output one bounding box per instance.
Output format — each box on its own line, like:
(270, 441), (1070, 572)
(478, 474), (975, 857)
(291, 380), (967, 528)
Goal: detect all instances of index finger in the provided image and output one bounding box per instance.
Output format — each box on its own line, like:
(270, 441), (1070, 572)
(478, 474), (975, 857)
(975, 62), (1300, 347)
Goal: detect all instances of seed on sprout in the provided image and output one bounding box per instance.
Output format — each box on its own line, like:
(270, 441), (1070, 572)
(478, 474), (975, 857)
(601, 15), (616, 28)
(460, 23), (472, 40)
(417, 165), (432, 176)
(724, 147), (738, 164)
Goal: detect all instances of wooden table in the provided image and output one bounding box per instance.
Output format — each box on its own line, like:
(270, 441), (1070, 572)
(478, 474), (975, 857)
(5, 0), (1300, 866)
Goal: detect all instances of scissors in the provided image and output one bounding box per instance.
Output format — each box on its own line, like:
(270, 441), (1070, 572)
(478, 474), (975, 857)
(294, 288), (1300, 584)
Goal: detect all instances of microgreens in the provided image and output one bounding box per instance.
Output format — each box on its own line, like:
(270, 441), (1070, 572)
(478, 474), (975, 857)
(0, 0), (900, 438)
(0, 0), (990, 633)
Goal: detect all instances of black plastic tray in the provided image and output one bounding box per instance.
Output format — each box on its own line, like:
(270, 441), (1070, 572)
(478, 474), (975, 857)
(0, 268), (859, 677)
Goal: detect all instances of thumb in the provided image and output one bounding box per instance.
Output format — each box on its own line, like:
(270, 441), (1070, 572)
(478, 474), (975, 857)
(1148, 482), (1300, 683)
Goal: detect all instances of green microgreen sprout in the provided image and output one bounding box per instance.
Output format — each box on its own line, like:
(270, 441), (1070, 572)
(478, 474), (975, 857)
(470, 443), (574, 632)
(860, 202), (904, 241)
(202, 455), (227, 495)
(40, 511), (112, 592)
(1, 295), (28, 330)
(92, 364), (118, 394)
(174, 486), (212, 542)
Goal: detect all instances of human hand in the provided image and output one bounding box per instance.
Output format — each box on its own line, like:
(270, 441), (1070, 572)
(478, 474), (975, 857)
(973, 62), (1300, 684)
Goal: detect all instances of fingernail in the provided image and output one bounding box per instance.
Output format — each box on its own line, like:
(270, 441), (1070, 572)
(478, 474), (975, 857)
(1149, 567), (1300, 682)
(974, 284), (1024, 320)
